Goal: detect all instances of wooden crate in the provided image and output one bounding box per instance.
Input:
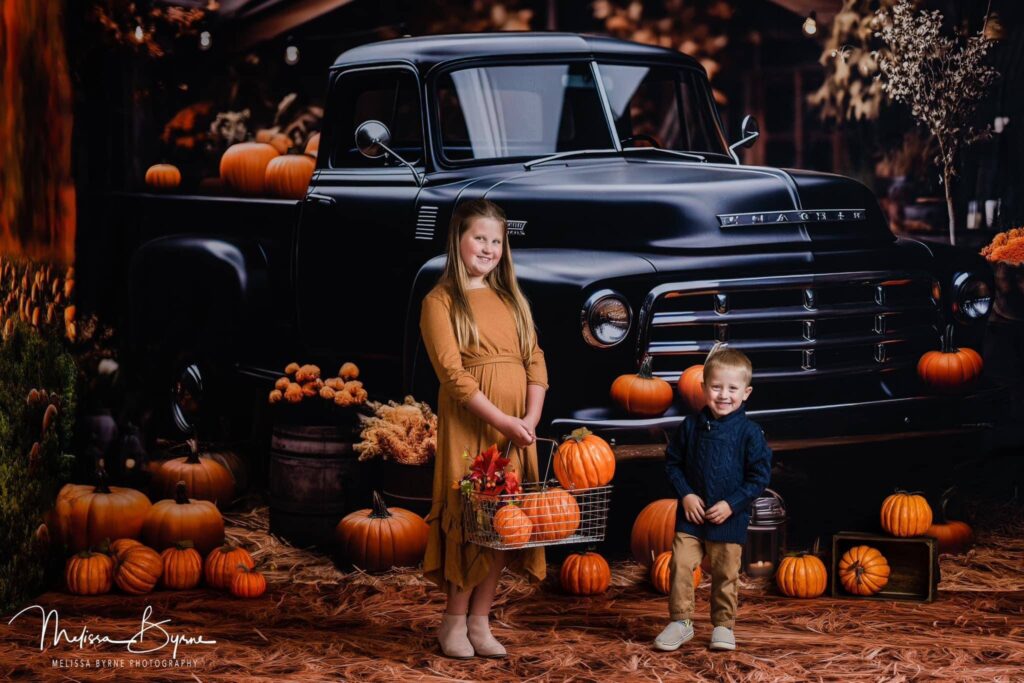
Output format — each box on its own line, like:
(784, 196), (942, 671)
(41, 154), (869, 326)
(830, 532), (940, 602)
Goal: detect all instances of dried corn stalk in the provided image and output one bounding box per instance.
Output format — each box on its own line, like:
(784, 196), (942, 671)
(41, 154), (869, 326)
(355, 396), (436, 465)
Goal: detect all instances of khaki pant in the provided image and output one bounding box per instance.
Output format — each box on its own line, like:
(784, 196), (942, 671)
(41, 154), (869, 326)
(669, 533), (743, 628)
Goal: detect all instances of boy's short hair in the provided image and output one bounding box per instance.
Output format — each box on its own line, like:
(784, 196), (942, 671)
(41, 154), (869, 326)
(703, 344), (753, 385)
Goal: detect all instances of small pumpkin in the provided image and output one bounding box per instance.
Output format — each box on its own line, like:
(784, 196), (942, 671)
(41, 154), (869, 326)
(264, 153), (315, 199)
(917, 325), (983, 394)
(54, 468), (152, 553)
(925, 488), (973, 554)
(142, 482), (225, 555)
(650, 550), (702, 595)
(154, 439), (234, 507)
(109, 538), (144, 563)
(161, 540), (203, 590)
(611, 355), (674, 417)
(335, 492), (429, 571)
(204, 544), (255, 590)
(144, 163), (181, 190)
(493, 504), (532, 546)
(630, 499), (677, 565)
(838, 545), (890, 596)
(554, 427), (615, 490)
(521, 487), (580, 542)
(677, 364), (707, 413)
(880, 490), (933, 537)
(305, 132), (320, 156)
(114, 545), (163, 595)
(220, 142), (279, 196)
(560, 551), (611, 595)
(230, 565), (267, 599)
(65, 550), (114, 595)
(775, 552), (828, 598)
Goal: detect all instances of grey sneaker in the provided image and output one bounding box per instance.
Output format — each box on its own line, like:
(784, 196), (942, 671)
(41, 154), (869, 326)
(709, 625), (736, 651)
(653, 619), (694, 651)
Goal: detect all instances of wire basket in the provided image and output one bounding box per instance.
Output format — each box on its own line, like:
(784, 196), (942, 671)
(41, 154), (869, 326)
(462, 438), (612, 550)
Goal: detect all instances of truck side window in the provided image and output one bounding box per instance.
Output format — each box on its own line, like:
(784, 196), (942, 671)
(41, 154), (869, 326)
(330, 69), (423, 168)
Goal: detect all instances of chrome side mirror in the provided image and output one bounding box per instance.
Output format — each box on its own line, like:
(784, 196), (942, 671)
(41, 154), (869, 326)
(354, 120), (423, 186)
(728, 115), (760, 164)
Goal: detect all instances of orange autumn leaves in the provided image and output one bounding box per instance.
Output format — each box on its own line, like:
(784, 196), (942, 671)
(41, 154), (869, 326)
(268, 361), (367, 407)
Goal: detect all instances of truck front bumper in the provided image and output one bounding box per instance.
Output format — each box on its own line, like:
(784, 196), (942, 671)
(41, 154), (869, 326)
(549, 382), (1005, 456)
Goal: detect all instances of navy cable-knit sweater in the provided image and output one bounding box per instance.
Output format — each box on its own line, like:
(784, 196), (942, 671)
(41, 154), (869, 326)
(664, 405), (772, 544)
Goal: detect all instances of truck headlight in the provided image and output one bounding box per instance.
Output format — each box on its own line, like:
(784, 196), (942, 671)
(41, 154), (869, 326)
(582, 289), (631, 348)
(952, 272), (992, 322)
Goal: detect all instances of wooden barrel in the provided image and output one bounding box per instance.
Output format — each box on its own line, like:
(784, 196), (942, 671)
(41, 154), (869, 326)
(268, 423), (370, 548)
(380, 460), (435, 517)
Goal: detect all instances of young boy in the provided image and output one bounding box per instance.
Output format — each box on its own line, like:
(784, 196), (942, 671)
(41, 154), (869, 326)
(654, 345), (772, 652)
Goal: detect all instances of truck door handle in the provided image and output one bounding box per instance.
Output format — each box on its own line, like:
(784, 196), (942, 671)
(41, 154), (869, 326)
(307, 193), (335, 207)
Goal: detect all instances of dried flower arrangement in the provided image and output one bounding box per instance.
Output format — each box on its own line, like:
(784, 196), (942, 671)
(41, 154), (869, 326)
(981, 228), (1024, 266)
(454, 444), (521, 498)
(268, 362), (367, 408)
(875, 0), (999, 245)
(354, 396), (437, 465)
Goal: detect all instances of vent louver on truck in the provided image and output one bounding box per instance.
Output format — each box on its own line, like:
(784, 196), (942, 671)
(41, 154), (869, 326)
(636, 271), (941, 383)
(415, 205), (439, 241)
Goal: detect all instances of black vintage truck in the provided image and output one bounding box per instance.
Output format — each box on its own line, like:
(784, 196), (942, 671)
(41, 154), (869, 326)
(88, 32), (998, 454)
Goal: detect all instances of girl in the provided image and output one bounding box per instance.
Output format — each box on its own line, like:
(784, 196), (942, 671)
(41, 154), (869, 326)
(419, 198), (548, 659)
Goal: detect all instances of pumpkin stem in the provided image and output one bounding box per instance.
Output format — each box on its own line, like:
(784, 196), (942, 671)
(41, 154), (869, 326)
(176, 539), (195, 550)
(637, 355), (655, 379)
(370, 491), (392, 519)
(940, 324), (958, 354)
(174, 481), (190, 504)
(569, 427), (592, 443)
(94, 467), (111, 494)
(185, 437), (201, 464)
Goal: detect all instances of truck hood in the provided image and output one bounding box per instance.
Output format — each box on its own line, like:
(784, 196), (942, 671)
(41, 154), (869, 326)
(468, 159), (893, 252)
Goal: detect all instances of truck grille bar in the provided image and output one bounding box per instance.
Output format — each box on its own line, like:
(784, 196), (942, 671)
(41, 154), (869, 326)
(636, 271), (941, 382)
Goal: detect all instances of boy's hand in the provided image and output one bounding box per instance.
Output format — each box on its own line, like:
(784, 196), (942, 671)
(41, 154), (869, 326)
(705, 500), (733, 525)
(682, 494), (705, 524)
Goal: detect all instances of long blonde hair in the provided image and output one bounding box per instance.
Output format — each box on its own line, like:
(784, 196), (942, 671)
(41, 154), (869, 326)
(439, 198), (536, 365)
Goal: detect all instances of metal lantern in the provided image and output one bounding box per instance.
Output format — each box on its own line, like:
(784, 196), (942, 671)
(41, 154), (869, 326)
(743, 488), (787, 577)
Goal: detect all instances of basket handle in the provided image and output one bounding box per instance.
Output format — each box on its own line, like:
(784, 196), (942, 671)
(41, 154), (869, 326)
(503, 436), (559, 489)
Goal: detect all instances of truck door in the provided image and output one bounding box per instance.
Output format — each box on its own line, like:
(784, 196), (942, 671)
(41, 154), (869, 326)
(297, 65), (425, 390)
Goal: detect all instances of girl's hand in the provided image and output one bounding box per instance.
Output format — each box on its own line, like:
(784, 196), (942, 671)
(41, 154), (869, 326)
(500, 415), (535, 448)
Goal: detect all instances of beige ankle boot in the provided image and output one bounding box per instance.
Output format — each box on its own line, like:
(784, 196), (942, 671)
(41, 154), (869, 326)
(437, 614), (474, 659)
(467, 615), (507, 658)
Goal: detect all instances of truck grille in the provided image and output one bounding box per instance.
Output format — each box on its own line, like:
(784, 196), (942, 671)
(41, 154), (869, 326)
(637, 271), (941, 383)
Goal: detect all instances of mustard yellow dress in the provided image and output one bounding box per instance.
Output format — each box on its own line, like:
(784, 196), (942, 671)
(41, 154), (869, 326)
(419, 284), (548, 592)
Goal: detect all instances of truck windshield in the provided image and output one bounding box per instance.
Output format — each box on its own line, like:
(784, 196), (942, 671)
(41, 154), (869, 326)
(436, 62), (615, 163)
(597, 63), (729, 159)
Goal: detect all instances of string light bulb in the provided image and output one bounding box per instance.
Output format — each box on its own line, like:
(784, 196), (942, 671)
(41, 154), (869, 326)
(285, 44), (300, 65)
(199, 31), (212, 50)
(802, 11), (818, 37)
(134, 24), (144, 42)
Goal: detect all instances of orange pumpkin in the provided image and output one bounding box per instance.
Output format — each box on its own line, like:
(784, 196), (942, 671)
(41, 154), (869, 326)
(493, 504), (532, 546)
(154, 441), (234, 508)
(54, 468), (152, 553)
(65, 550), (114, 595)
(204, 544), (255, 590)
(880, 491), (933, 537)
(917, 325), (983, 393)
(775, 553), (828, 598)
(630, 499), (677, 565)
(144, 163), (181, 190)
(230, 565), (267, 599)
(925, 489), (973, 554)
(521, 488), (580, 542)
(553, 427), (615, 490)
(142, 482), (225, 555)
(560, 551), (611, 595)
(335, 492), (429, 571)
(677, 364), (707, 413)
(838, 545), (890, 596)
(305, 132), (320, 156)
(610, 355), (674, 417)
(219, 142), (279, 196)
(114, 546), (163, 595)
(264, 153), (315, 199)
(161, 541), (203, 590)
(109, 538), (144, 563)
(650, 550), (702, 594)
